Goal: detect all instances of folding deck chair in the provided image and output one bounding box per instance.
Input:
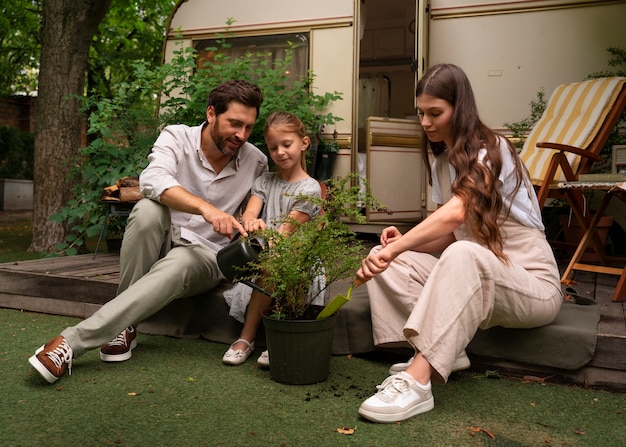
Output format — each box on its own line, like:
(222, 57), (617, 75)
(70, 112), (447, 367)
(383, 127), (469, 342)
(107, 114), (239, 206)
(520, 77), (626, 300)
(520, 76), (626, 210)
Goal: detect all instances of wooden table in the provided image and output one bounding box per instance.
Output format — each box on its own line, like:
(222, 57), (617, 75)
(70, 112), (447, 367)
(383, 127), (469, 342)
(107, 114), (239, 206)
(558, 181), (626, 302)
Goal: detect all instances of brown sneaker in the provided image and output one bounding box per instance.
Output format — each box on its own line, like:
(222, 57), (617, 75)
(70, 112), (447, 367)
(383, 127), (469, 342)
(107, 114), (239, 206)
(100, 326), (137, 362)
(28, 336), (73, 383)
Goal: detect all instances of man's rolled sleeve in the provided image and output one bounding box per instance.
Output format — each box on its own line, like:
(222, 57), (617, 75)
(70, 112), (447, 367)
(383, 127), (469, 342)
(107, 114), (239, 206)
(140, 128), (186, 201)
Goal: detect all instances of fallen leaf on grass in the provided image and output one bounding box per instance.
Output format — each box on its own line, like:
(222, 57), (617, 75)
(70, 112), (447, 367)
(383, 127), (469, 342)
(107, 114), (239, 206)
(573, 428), (585, 435)
(127, 392), (141, 396)
(484, 370), (500, 379)
(468, 426), (495, 439)
(337, 426), (356, 435)
(522, 375), (553, 384)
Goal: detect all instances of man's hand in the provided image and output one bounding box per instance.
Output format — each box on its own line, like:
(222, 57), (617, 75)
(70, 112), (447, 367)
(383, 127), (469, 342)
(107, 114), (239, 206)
(203, 208), (247, 239)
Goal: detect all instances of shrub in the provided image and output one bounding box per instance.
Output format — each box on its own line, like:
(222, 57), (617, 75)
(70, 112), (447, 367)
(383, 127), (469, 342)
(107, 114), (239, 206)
(50, 26), (342, 255)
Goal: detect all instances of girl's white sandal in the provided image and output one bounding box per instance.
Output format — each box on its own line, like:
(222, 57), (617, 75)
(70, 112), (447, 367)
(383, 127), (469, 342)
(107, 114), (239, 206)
(222, 338), (255, 365)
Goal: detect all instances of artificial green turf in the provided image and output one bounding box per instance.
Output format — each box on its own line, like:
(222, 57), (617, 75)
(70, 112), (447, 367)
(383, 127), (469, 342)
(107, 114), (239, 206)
(0, 211), (40, 263)
(2, 308), (624, 447)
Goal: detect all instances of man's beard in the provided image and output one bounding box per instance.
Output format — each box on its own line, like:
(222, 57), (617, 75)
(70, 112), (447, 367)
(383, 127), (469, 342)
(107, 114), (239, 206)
(211, 126), (242, 156)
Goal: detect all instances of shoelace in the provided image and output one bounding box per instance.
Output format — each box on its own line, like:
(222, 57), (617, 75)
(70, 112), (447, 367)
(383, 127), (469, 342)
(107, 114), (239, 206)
(46, 340), (73, 376)
(107, 329), (131, 347)
(376, 374), (410, 399)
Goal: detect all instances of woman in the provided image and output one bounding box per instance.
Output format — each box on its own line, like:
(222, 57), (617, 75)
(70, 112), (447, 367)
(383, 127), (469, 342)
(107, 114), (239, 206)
(356, 64), (562, 423)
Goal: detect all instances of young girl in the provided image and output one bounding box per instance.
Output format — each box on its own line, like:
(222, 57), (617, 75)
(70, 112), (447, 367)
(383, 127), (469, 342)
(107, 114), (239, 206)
(356, 64), (562, 423)
(222, 111), (322, 366)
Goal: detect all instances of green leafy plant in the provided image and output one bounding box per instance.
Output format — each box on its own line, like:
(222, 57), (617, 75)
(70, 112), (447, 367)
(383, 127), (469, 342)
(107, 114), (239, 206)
(51, 23), (343, 256)
(503, 88), (546, 148)
(245, 173), (385, 320)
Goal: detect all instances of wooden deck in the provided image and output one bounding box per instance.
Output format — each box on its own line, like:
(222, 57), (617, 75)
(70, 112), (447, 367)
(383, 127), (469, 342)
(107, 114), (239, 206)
(1, 253), (625, 391)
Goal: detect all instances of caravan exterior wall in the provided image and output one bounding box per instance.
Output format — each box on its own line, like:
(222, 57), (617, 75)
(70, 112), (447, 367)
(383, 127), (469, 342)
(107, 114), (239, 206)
(165, 0), (626, 228)
(429, 0), (626, 129)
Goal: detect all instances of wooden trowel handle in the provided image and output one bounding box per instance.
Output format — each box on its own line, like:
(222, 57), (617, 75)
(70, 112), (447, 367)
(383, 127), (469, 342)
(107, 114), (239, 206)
(353, 277), (366, 287)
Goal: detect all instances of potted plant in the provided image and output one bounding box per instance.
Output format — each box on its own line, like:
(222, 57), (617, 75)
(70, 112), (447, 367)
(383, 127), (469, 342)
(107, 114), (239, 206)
(240, 173), (384, 384)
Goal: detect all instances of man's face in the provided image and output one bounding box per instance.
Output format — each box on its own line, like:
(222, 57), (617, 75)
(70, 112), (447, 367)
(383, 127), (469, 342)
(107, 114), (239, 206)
(207, 101), (257, 156)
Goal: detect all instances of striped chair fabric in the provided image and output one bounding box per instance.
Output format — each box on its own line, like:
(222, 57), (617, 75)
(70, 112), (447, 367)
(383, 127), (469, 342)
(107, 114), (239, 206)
(520, 77), (626, 187)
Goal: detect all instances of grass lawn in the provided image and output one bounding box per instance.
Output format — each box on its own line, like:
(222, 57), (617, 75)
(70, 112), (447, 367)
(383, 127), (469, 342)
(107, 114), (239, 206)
(1, 210), (625, 446)
(4, 308), (626, 447)
(0, 210), (41, 263)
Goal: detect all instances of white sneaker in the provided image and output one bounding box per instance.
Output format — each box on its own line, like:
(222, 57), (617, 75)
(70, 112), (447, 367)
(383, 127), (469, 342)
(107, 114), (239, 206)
(358, 371), (434, 423)
(389, 351), (471, 375)
(222, 339), (254, 365)
(256, 350), (269, 367)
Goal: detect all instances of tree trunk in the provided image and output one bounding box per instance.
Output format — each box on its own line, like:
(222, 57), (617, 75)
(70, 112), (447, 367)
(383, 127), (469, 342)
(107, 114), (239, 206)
(29, 0), (112, 252)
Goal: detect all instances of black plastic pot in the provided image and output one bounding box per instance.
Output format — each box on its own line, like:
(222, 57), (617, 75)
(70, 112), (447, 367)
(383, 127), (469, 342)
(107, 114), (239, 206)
(262, 309), (336, 385)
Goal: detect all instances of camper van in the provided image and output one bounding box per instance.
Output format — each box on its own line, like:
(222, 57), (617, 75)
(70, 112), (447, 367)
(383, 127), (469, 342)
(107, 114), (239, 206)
(165, 0), (626, 232)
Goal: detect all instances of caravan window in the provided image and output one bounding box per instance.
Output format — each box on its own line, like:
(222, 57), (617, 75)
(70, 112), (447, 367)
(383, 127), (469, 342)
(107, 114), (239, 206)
(194, 33), (309, 84)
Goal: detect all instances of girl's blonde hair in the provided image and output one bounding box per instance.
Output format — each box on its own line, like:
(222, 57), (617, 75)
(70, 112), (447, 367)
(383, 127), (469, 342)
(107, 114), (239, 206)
(264, 111), (309, 170)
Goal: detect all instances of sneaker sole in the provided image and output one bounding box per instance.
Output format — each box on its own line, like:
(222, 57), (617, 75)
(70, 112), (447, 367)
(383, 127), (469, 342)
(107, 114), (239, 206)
(389, 355), (471, 375)
(358, 395), (434, 423)
(99, 339), (137, 362)
(28, 349), (59, 384)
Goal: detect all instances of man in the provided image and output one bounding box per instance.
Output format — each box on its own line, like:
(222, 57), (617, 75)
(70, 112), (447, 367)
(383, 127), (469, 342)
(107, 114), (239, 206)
(29, 80), (268, 383)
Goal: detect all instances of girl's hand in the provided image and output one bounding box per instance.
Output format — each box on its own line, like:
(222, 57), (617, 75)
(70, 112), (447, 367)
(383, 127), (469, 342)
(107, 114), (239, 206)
(380, 226), (402, 246)
(243, 218), (267, 233)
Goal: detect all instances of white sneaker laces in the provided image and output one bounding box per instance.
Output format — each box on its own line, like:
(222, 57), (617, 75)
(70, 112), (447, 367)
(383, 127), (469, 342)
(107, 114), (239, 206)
(47, 340), (73, 375)
(107, 328), (132, 347)
(377, 374), (410, 399)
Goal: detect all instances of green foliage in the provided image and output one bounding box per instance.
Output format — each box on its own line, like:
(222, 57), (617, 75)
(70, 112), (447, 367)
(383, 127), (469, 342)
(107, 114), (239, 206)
(0, 0), (41, 95)
(0, 0), (175, 96)
(246, 174), (384, 320)
(50, 62), (161, 255)
(158, 30), (343, 155)
(585, 46), (626, 79)
(51, 26), (343, 255)
(503, 88), (546, 147)
(0, 126), (34, 179)
(87, 0), (177, 101)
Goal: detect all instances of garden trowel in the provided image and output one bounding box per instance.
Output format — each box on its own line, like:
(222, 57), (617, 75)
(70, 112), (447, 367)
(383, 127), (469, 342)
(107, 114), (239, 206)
(316, 277), (365, 319)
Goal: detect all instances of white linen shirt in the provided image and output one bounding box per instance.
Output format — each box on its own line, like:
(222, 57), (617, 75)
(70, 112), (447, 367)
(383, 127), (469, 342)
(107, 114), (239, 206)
(140, 123), (268, 251)
(431, 137), (544, 230)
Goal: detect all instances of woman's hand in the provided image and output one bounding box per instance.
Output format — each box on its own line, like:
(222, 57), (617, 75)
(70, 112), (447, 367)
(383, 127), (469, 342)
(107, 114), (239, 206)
(380, 226), (402, 246)
(357, 245), (394, 283)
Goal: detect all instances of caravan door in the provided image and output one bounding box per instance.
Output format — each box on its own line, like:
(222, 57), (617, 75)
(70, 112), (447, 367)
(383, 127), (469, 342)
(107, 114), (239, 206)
(356, 0), (433, 227)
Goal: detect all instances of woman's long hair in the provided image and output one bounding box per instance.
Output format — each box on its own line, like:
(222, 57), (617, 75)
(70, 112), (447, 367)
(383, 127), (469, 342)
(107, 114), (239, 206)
(417, 64), (524, 261)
